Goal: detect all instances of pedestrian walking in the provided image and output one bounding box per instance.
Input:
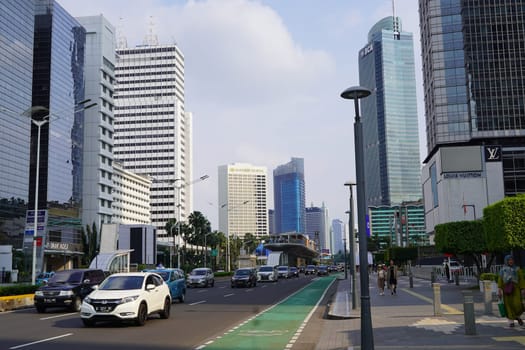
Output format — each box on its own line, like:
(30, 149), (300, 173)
(387, 259), (398, 295)
(377, 264), (386, 295)
(497, 255), (525, 327)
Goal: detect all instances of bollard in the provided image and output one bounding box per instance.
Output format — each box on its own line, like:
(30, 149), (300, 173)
(409, 271), (414, 288)
(463, 290), (477, 335)
(431, 270), (436, 284)
(432, 283), (442, 316)
(454, 271), (459, 285)
(483, 280), (493, 315)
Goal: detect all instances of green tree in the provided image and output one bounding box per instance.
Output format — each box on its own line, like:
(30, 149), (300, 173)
(81, 223), (100, 266)
(484, 194), (525, 252)
(434, 220), (493, 276)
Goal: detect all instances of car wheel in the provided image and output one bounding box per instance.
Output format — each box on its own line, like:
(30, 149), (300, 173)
(211, 280), (215, 287)
(70, 297), (81, 312)
(36, 305), (46, 313)
(82, 318), (95, 327)
(231, 284), (235, 288)
(160, 297), (171, 319)
(135, 303), (148, 326)
(253, 280), (256, 287)
(178, 291), (185, 303)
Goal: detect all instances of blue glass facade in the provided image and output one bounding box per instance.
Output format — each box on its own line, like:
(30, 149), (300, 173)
(0, 0), (35, 247)
(273, 158), (306, 234)
(359, 17), (422, 207)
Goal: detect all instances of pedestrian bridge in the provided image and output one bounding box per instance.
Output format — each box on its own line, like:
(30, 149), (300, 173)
(263, 233), (318, 264)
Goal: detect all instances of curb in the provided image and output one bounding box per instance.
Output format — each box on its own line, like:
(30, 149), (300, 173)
(0, 294), (34, 312)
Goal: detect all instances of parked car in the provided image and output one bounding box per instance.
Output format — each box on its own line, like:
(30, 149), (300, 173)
(36, 271), (55, 285)
(80, 271), (171, 327)
(187, 267), (215, 288)
(231, 268), (257, 288)
(289, 266), (299, 278)
(257, 265), (278, 282)
(277, 266), (292, 279)
(298, 266), (306, 274)
(317, 265), (329, 276)
(143, 268), (186, 303)
(305, 265), (317, 275)
(34, 269), (105, 313)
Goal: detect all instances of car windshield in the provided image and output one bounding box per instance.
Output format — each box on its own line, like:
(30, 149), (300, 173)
(155, 271), (169, 281)
(48, 270), (83, 284)
(99, 275), (144, 290)
(306, 265), (315, 269)
(191, 270), (206, 276)
(259, 266), (273, 272)
(278, 267), (287, 271)
(235, 269), (250, 276)
(290, 267), (297, 271)
(319, 266), (327, 270)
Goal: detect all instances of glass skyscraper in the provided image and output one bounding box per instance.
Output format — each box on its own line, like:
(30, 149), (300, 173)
(0, 0), (34, 249)
(273, 157), (306, 234)
(358, 16), (422, 207)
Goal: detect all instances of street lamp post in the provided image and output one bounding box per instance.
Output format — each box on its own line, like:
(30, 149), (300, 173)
(221, 200), (250, 272)
(341, 86), (374, 349)
(345, 180), (357, 310)
(204, 232), (213, 268)
(22, 100), (96, 285)
(171, 175), (209, 268)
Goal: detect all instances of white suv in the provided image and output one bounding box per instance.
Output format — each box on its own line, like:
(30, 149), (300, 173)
(80, 272), (171, 327)
(257, 265), (278, 282)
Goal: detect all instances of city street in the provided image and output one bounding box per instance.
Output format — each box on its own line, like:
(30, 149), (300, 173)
(0, 275), (321, 350)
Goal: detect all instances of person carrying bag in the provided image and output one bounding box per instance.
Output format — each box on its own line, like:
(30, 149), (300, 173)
(497, 255), (525, 327)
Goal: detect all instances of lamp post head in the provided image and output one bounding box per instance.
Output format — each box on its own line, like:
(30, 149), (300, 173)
(340, 86), (372, 100)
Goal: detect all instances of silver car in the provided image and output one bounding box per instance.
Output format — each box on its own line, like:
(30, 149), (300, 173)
(186, 267), (215, 288)
(257, 265), (278, 282)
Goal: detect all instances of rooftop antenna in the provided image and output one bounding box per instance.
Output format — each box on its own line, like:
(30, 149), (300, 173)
(392, 0), (400, 39)
(144, 16), (159, 46)
(117, 17), (128, 49)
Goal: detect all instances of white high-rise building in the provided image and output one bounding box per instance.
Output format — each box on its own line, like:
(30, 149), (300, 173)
(218, 163), (268, 238)
(114, 35), (192, 238)
(77, 15), (116, 229)
(111, 161), (151, 224)
(331, 219), (345, 255)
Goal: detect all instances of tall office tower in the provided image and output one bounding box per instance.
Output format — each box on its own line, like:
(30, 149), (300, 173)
(305, 204), (330, 252)
(273, 157), (306, 234)
(420, 0), (525, 232)
(358, 16), (422, 207)
(111, 161), (151, 224)
(331, 219), (345, 255)
(30, 0), (87, 271)
(218, 163), (268, 239)
(114, 35), (191, 238)
(0, 0), (34, 247)
(76, 15), (116, 229)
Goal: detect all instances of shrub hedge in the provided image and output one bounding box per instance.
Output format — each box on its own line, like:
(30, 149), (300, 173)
(0, 284), (38, 297)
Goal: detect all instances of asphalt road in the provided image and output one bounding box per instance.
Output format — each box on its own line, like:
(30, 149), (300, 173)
(1, 275), (321, 350)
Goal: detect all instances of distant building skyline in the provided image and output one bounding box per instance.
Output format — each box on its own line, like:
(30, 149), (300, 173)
(359, 16), (422, 207)
(273, 157), (306, 234)
(218, 163), (268, 238)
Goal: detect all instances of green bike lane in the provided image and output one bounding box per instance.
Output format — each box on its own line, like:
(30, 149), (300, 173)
(196, 275), (338, 350)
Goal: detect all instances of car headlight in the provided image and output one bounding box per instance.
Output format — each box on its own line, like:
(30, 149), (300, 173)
(59, 290), (74, 297)
(83, 296), (92, 305)
(35, 291), (43, 296)
(117, 295), (139, 304)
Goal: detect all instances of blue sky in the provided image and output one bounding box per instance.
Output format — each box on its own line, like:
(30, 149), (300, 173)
(59, 0), (423, 229)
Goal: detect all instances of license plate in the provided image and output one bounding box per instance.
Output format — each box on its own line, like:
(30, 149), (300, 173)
(44, 298), (56, 303)
(96, 306), (112, 312)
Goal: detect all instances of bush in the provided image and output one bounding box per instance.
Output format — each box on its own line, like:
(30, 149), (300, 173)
(0, 284), (39, 297)
(479, 273), (498, 282)
(214, 271), (233, 277)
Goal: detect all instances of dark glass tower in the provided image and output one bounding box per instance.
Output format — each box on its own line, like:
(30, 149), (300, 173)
(420, 0), (525, 196)
(273, 158), (306, 234)
(28, 0), (86, 270)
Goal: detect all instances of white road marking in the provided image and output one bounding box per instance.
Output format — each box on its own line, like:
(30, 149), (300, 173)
(224, 293), (235, 297)
(40, 312), (77, 320)
(189, 300), (207, 306)
(9, 333), (73, 349)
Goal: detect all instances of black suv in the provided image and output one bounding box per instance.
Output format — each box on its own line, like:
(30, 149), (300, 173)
(231, 268), (257, 288)
(34, 269), (105, 313)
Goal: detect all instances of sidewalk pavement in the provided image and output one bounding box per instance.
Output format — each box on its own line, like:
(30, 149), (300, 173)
(315, 272), (525, 350)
